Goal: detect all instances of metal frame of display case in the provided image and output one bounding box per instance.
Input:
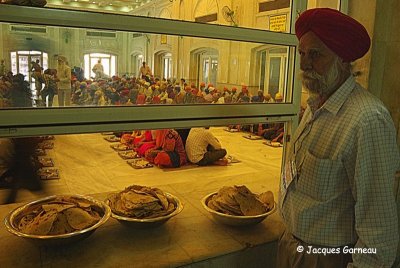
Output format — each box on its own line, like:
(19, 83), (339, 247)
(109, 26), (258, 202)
(0, 4), (302, 138)
(0, 0), (349, 187)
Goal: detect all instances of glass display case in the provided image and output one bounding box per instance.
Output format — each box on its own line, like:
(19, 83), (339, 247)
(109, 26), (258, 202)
(0, 2), (352, 267)
(0, 4), (301, 143)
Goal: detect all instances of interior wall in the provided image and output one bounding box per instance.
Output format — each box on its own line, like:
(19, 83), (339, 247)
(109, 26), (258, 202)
(363, 0), (400, 146)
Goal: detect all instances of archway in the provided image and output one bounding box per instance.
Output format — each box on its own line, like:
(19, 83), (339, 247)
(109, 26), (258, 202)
(190, 47), (219, 88)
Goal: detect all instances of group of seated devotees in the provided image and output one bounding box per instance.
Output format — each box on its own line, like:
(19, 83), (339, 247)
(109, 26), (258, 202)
(68, 71), (280, 107)
(229, 105), (306, 145)
(118, 127), (228, 168)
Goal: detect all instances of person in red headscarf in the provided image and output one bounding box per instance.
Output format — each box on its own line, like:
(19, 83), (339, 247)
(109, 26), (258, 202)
(277, 8), (399, 268)
(145, 129), (187, 168)
(183, 86), (194, 104)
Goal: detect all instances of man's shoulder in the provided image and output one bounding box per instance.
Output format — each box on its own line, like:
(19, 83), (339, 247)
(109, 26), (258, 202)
(345, 84), (392, 123)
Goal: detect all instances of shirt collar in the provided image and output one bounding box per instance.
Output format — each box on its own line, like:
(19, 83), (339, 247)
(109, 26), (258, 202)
(307, 75), (356, 116)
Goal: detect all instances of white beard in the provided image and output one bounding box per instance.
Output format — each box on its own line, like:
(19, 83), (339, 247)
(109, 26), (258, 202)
(300, 58), (344, 111)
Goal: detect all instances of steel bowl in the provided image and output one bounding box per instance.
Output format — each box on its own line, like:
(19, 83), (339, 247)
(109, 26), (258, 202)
(201, 192), (277, 226)
(4, 194), (111, 246)
(105, 192), (183, 228)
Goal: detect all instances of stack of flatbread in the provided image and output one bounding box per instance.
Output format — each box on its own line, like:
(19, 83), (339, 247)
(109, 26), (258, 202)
(17, 197), (102, 235)
(108, 185), (176, 219)
(207, 185), (274, 216)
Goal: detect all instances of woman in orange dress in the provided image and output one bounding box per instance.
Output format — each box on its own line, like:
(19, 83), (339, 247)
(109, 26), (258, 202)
(145, 129), (187, 168)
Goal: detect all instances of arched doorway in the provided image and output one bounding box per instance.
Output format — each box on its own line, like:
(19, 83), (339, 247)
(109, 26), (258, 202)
(190, 48), (219, 87)
(154, 51), (172, 80)
(10, 50), (48, 100)
(83, 53), (117, 79)
(253, 46), (288, 98)
(131, 53), (143, 78)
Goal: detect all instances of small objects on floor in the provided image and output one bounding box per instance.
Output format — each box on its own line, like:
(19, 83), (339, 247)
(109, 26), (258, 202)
(226, 155), (241, 164)
(37, 141), (54, 150)
(224, 127), (239, 133)
(37, 157), (54, 167)
(38, 168), (60, 180)
(101, 132), (114, 136)
(263, 140), (282, 147)
(40, 135), (54, 140)
(104, 135), (121, 142)
(127, 159), (153, 169)
(242, 134), (262, 140)
(34, 148), (46, 156)
(118, 151), (140, 159)
(110, 143), (130, 151)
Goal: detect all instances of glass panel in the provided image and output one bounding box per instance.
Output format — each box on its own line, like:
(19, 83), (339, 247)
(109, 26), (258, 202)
(43, 53), (48, 70)
(111, 55), (116, 77)
(0, 22), (294, 109)
(11, 52), (17, 74)
(268, 57), (282, 99)
(44, 0), (294, 32)
(307, 0), (341, 9)
(18, 55), (29, 78)
(259, 51), (266, 91)
(210, 59), (218, 87)
(0, 124), (284, 206)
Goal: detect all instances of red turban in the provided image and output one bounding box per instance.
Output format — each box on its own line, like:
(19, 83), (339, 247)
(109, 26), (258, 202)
(295, 8), (370, 62)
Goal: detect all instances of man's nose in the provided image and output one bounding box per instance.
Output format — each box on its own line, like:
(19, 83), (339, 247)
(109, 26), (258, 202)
(300, 56), (312, 71)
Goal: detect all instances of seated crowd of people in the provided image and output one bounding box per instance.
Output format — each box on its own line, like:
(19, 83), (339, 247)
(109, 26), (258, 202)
(115, 127), (229, 169)
(67, 73), (285, 107)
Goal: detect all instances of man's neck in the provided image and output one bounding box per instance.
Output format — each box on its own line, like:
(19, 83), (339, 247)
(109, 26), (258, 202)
(316, 71), (351, 109)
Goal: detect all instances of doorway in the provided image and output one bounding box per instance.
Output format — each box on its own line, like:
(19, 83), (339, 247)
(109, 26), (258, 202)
(191, 48), (219, 87)
(10, 51), (48, 100)
(256, 47), (288, 99)
(131, 53), (143, 78)
(84, 53), (116, 79)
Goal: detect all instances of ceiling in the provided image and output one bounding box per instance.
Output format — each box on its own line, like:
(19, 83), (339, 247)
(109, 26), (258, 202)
(46, 0), (160, 13)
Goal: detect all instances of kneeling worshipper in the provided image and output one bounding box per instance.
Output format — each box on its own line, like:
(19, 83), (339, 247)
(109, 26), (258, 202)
(145, 129), (187, 168)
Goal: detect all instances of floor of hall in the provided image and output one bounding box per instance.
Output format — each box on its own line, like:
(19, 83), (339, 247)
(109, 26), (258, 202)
(0, 127), (283, 204)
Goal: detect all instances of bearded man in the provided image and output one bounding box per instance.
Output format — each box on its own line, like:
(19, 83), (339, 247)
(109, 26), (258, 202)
(277, 8), (399, 268)
(57, 56), (71, 106)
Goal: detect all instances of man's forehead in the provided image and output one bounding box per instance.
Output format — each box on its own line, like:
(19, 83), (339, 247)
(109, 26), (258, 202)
(298, 31), (327, 51)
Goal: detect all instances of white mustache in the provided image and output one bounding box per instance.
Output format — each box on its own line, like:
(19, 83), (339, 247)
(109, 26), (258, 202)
(300, 70), (323, 80)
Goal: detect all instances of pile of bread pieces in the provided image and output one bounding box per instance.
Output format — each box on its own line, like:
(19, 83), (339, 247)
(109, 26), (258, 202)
(17, 196), (102, 235)
(108, 185), (176, 219)
(207, 185), (274, 216)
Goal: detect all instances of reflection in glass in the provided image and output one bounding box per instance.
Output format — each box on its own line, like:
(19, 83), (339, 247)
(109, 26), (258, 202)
(8, 51), (48, 100)
(44, 0), (293, 32)
(0, 125), (283, 204)
(0, 23), (293, 109)
(84, 53), (117, 79)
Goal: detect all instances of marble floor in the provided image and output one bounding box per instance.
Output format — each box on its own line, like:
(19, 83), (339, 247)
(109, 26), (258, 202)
(0, 127), (283, 204)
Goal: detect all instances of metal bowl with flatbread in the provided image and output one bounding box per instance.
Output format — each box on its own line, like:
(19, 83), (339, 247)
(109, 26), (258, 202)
(201, 185), (276, 226)
(105, 185), (183, 228)
(4, 195), (111, 246)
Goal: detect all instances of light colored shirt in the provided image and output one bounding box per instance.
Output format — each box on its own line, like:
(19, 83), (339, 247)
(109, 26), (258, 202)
(57, 64), (71, 89)
(280, 75), (399, 268)
(185, 128), (222, 163)
(139, 65), (152, 76)
(92, 63), (104, 73)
